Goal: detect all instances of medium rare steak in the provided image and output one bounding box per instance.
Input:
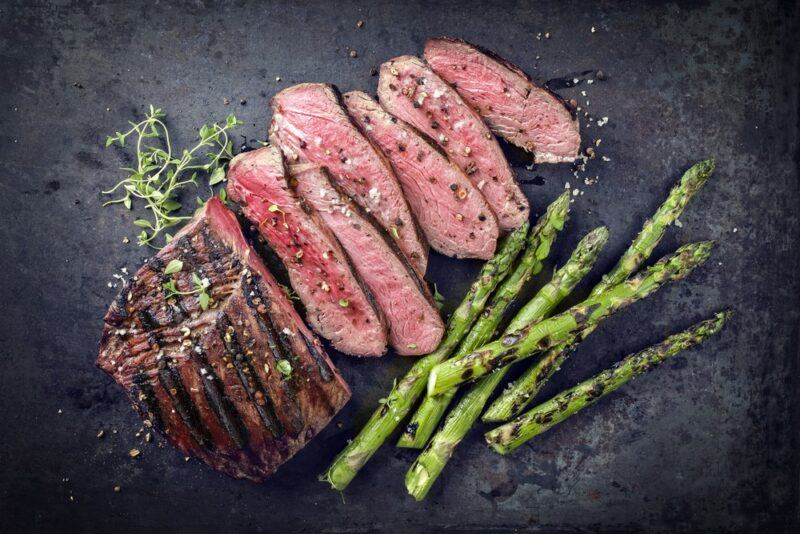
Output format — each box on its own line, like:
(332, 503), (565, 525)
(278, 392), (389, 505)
(424, 37), (580, 164)
(227, 145), (388, 357)
(269, 83), (429, 276)
(97, 198), (350, 481)
(377, 56), (529, 232)
(290, 164), (445, 355)
(342, 91), (499, 260)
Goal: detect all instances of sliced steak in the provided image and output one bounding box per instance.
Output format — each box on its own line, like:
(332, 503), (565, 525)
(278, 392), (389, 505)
(377, 55), (529, 232)
(342, 91), (499, 260)
(97, 198), (351, 481)
(424, 37), (580, 164)
(227, 145), (388, 357)
(290, 164), (445, 355)
(269, 83), (429, 276)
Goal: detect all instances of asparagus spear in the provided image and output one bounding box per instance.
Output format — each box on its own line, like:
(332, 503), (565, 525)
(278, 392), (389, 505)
(319, 223), (529, 491)
(396, 192), (573, 448)
(427, 241), (713, 396)
(591, 159), (715, 296)
(405, 227), (608, 499)
(483, 159), (715, 422)
(485, 311), (732, 454)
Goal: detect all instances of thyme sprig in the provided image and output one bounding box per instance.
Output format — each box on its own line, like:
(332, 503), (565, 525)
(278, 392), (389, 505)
(103, 105), (243, 248)
(162, 269), (212, 311)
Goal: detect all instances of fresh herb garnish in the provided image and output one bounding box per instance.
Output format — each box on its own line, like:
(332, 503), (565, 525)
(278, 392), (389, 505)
(276, 359), (293, 379)
(103, 105), (242, 248)
(339, 298), (350, 308)
(280, 284), (300, 301)
(162, 270), (212, 310)
(164, 259), (183, 275)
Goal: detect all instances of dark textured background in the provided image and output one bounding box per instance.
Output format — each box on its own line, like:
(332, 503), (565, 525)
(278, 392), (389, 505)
(1, 0), (798, 532)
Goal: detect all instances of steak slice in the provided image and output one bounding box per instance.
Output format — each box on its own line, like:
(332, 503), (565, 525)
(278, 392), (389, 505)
(97, 198), (350, 481)
(227, 145), (388, 357)
(342, 91), (499, 260)
(377, 55), (529, 232)
(290, 164), (445, 355)
(269, 83), (429, 276)
(424, 37), (580, 164)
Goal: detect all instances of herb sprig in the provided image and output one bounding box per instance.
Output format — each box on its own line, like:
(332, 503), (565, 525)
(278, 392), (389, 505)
(103, 105), (242, 248)
(161, 260), (212, 310)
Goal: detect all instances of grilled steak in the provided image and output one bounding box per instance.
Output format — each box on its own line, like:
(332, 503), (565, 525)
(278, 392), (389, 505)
(377, 56), (529, 232)
(342, 91), (499, 260)
(227, 145), (388, 357)
(423, 37), (580, 164)
(97, 198), (351, 481)
(290, 164), (445, 355)
(269, 83), (429, 276)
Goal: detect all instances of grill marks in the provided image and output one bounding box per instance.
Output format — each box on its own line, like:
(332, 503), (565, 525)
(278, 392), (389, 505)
(131, 371), (164, 432)
(217, 313), (286, 439)
(97, 199), (350, 481)
(157, 357), (214, 449)
(192, 345), (249, 449)
(300, 331), (333, 382)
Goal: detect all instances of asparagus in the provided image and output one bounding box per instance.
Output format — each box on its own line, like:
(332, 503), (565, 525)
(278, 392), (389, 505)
(590, 159), (715, 296)
(404, 227), (608, 499)
(483, 159), (715, 422)
(427, 241), (714, 396)
(319, 223), (529, 491)
(485, 311), (732, 454)
(396, 192), (573, 448)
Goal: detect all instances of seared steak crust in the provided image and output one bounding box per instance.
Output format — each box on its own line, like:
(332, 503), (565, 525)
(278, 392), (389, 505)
(97, 198), (350, 481)
(227, 146), (388, 357)
(377, 55), (529, 232)
(343, 91), (499, 260)
(423, 37), (580, 164)
(269, 83), (429, 276)
(291, 164), (445, 355)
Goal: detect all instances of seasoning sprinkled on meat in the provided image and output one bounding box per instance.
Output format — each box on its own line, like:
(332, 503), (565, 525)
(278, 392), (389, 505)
(97, 198), (350, 481)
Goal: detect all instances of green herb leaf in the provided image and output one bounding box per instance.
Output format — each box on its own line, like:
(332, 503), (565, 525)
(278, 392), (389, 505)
(198, 292), (210, 310)
(209, 167), (226, 186)
(276, 359), (292, 378)
(191, 272), (203, 287)
(268, 204), (280, 213)
(164, 259), (183, 274)
(390, 226), (400, 239)
(339, 298), (349, 308)
(162, 280), (178, 296)
(133, 219), (152, 228)
(162, 199), (182, 212)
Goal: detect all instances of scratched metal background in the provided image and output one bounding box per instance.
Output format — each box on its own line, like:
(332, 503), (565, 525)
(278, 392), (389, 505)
(1, 0), (798, 532)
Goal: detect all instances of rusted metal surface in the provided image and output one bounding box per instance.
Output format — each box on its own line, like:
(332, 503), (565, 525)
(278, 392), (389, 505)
(0, 0), (798, 531)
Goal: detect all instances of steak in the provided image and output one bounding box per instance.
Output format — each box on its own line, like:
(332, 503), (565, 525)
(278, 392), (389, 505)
(423, 37), (580, 164)
(227, 145), (388, 357)
(269, 83), (429, 276)
(290, 163), (445, 355)
(342, 91), (499, 260)
(97, 198), (351, 481)
(377, 55), (529, 232)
